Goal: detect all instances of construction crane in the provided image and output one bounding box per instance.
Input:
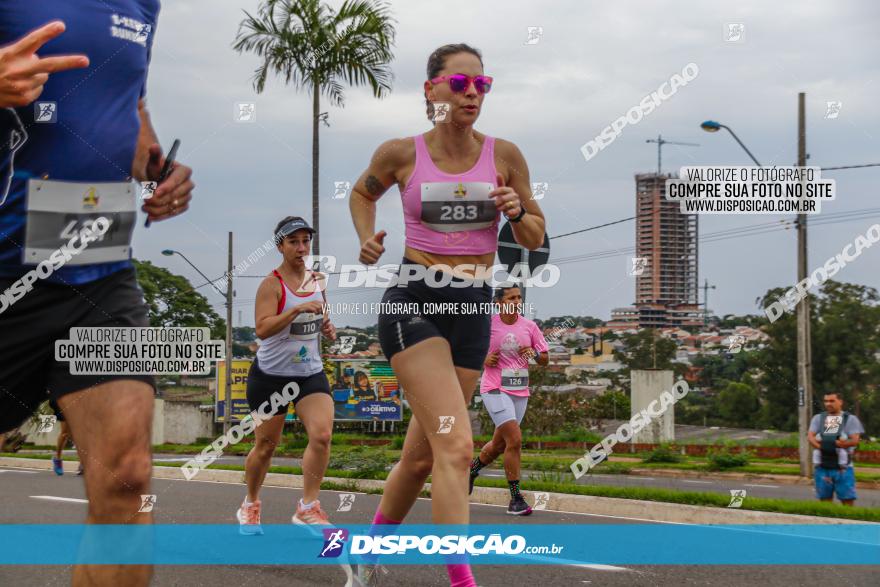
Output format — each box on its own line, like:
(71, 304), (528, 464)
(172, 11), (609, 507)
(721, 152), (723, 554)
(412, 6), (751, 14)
(702, 278), (716, 322)
(646, 134), (699, 175)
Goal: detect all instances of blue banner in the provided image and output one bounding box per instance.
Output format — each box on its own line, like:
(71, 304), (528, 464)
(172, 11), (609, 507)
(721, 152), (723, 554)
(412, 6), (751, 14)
(356, 400), (401, 420)
(0, 524), (877, 565)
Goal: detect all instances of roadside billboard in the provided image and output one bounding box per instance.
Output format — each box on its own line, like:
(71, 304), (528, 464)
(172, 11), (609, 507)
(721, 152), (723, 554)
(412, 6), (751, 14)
(215, 358), (403, 422)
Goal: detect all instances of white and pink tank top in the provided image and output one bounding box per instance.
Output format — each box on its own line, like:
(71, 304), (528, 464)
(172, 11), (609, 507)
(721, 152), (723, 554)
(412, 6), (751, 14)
(400, 133), (501, 255)
(256, 270), (324, 377)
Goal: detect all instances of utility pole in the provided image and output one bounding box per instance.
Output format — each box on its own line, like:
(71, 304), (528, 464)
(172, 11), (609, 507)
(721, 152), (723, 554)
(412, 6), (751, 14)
(225, 231), (234, 436)
(796, 92), (813, 478)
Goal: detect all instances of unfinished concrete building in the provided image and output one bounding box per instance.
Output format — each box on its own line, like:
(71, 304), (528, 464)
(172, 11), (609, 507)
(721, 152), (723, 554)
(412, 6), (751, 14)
(630, 173), (702, 328)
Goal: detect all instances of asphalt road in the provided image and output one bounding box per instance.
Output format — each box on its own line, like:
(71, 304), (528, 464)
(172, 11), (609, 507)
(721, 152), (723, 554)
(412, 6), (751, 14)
(136, 451), (880, 508)
(1, 465), (876, 586)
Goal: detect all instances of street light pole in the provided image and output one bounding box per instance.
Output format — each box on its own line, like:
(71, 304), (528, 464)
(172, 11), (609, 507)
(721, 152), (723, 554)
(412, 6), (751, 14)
(161, 249), (224, 296)
(225, 231), (234, 436)
(701, 115), (814, 476)
(161, 244), (234, 434)
(796, 93), (813, 477)
(700, 121), (762, 166)
(702, 111), (880, 476)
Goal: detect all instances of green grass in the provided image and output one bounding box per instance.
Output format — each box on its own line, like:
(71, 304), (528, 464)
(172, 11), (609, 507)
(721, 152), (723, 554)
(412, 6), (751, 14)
(169, 460), (879, 522)
(10, 446), (880, 483)
(510, 453), (880, 482)
(1, 452), (74, 461)
(474, 477), (880, 522)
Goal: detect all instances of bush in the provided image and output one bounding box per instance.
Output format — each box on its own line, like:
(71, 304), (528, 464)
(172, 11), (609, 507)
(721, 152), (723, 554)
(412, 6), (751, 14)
(281, 436), (308, 451)
(642, 445), (684, 464)
(327, 446), (395, 478)
(520, 389), (591, 436)
(706, 446), (750, 469)
(554, 425), (603, 444)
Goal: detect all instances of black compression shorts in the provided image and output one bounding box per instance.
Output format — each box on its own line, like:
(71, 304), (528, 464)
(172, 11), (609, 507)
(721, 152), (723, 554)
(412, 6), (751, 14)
(377, 257), (492, 371)
(246, 358), (331, 417)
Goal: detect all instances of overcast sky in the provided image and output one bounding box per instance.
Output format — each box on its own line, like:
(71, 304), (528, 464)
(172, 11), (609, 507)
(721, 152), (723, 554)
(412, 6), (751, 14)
(136, 0), (880, 328)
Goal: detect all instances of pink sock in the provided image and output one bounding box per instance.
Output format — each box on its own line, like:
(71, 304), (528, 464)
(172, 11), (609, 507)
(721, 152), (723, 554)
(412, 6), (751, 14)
(447, 563), (476, 587)
(371, 509), (402, 527)
(363, 508), (402, 565)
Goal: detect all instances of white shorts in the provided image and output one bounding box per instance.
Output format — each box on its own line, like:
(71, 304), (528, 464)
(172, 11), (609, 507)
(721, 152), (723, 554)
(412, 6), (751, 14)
(481, 390), (529, 427)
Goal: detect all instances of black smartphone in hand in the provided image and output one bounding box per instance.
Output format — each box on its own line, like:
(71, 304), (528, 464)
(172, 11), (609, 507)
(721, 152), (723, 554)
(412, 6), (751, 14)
(144, 138), (181, 228)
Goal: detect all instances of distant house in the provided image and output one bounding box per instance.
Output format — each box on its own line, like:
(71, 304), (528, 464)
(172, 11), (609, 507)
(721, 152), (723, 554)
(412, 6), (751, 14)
(540, 383), (607, 398)
(547, 344), (572, 366)
(565, 360), (624, 374)
(569, 340), (615, 364)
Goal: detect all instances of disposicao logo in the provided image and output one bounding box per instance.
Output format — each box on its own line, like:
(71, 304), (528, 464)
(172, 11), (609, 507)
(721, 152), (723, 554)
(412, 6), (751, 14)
(319, 528), (348, 558)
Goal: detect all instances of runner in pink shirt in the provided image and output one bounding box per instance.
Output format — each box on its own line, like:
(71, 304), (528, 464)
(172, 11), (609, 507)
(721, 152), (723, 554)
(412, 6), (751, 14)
(470, 285), (549, 515)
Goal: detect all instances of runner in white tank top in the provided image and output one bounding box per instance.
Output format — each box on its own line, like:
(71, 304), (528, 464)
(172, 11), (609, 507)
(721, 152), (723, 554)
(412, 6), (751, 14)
(256, 268), (325, 377)
(236, 216), (339, 535)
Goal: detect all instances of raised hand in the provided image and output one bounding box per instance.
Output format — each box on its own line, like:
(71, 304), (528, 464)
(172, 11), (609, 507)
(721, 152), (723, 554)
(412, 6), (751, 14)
(0, 21), (89, 108)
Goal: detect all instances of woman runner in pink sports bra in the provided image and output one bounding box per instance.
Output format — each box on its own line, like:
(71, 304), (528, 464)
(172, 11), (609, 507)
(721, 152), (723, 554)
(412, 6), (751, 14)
(349, 44), (546, 587)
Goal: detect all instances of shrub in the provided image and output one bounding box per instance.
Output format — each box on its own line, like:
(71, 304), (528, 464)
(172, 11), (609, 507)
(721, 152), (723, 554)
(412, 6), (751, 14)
(706, 446), (750, 469)
(642, 444), (684, 464)
(328, 446), (395, 478)
(281, 436), (308, 451)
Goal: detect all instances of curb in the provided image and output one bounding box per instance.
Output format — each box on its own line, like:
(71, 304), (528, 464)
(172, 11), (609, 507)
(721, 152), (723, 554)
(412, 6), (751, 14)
(2, 457), (871, 526)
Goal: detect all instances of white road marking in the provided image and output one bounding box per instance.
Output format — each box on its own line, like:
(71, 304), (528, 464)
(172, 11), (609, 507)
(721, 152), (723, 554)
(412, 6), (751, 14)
(0, 469), (38, 474)
(587, 474), (656, 481)
(153, 456), (235, 462)
(744, 483), (780, 489)
(142, 477), (635, 572)
(570, 563), (629, 572)
(30, 495), (88, 503)
(682, 480), (713, 485)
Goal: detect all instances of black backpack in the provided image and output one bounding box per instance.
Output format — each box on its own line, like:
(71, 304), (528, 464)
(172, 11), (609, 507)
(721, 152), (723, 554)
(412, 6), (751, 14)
(817, 411), (850, 469)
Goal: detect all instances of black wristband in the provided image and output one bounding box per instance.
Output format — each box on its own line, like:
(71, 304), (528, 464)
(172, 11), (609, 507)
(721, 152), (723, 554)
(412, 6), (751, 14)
(508, 206), (527, 223)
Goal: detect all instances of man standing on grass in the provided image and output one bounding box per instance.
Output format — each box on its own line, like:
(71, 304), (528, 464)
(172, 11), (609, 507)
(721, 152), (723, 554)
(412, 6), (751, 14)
(807, 392), (865, 506)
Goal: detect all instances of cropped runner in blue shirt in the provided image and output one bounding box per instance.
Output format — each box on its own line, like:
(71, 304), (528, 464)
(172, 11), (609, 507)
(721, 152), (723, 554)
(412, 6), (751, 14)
(0, 3), (194, 585)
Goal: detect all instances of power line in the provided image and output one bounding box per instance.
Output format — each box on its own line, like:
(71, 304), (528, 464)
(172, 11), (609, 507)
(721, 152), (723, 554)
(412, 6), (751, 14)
(183, 209), (880, 305)
(311, 210), (879, 297)
(550, 216), (637, 239)
(820, 163), (880, 171)
(551, 210), (880, 266)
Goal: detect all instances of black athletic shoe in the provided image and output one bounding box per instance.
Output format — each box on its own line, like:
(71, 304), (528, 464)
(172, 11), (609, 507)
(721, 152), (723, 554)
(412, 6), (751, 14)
(506, 495), (533, 516)
(469, 471), (479, 495)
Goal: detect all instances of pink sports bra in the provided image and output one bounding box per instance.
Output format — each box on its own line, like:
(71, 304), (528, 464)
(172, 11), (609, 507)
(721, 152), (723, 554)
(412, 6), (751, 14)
(400, 133), (500, 255)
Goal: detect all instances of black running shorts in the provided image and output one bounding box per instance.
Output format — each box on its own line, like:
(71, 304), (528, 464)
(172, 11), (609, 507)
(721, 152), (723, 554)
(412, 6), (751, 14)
(0, 267), (155, 433)
(48, 398), (65, 422)
(246, 358), (331, 417)
(377, 257), (492, 371)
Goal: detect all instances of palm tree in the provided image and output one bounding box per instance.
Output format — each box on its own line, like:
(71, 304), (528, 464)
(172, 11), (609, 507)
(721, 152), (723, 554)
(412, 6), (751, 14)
(234, 0), (395, 255)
